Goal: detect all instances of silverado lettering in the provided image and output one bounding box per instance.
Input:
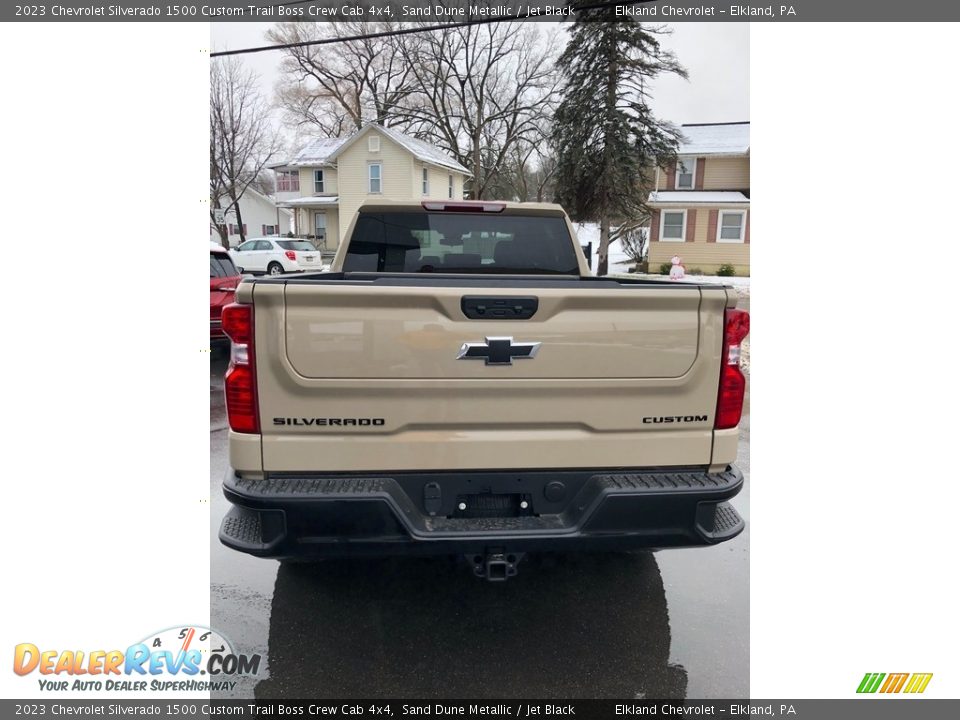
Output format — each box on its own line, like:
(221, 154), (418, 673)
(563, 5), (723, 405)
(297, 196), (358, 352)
(642, 415), (709, 423)
(220, 200), (749, 581)
(273, 418), (386, 427)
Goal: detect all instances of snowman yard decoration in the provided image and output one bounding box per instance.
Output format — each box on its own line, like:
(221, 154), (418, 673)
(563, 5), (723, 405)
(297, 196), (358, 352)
(669, 255), (686, 280)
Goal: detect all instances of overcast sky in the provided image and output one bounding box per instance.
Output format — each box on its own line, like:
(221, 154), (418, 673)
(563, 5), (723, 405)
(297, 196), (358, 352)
(210, 21), (749, 142)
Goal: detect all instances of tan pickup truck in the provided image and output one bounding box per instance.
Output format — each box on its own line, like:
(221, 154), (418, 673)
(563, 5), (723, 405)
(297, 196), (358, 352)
(219, 200), (749, 580)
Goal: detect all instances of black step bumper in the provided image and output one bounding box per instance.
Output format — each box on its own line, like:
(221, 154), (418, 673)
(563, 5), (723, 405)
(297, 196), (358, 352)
(220, 465), (744, 559)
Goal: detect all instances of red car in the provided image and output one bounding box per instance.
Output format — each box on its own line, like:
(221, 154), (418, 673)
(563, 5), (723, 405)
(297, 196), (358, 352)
(210, 247), (241, 340)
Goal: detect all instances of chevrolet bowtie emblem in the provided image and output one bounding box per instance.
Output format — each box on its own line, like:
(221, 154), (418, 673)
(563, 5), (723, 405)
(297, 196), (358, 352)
(456, 336), (541, 365)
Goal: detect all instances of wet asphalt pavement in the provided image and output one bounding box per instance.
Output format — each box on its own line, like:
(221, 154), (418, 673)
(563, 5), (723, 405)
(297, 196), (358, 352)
(210, 351), (749, 699)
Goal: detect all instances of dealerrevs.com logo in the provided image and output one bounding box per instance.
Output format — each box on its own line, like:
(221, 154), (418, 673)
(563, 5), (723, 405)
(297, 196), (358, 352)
(857, 672), (933, 694)
(13, 625), (261, 693)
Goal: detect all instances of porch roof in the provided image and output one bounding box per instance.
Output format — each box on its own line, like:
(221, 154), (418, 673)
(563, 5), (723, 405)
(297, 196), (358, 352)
(278, 196), (339, 208)
(648, 191), (749, 207)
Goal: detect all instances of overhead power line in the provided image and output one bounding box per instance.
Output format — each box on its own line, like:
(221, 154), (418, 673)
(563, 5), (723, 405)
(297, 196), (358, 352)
(211, 1), (658, 58)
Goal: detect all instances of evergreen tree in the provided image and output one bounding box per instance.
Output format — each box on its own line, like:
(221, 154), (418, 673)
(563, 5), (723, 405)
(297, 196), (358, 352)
(552, 13), (687, 275)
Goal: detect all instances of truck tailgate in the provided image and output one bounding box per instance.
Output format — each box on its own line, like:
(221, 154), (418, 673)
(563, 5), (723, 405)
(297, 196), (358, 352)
(247, 277), (729, 473)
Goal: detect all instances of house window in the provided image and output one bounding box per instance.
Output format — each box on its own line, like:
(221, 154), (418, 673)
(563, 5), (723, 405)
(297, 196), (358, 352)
(422, 167), (429, 195)
(368, 135), (380, 152)
(228, 223), (247, 237)
(448, 174), (454, 199)
(675, 157), (696, 189)
(276, 170), (299, 192)
(660, 210), (686, 242)
(262, 224), (278, 236)
(368, 163), (382, 193)
(314, 169), (324, 193)
(314, 213), (326, 245)
(717, 210), (746, 243)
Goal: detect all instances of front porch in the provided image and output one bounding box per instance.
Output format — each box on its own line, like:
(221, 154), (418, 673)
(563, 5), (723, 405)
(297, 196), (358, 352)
(277, 196), (341, 252)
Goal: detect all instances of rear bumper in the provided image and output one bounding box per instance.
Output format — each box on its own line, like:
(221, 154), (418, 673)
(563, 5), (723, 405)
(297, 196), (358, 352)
(220, 465), (745, 559)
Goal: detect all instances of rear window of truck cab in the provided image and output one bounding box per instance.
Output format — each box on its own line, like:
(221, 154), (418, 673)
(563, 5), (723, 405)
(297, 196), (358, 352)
(343, 211), (580, 274)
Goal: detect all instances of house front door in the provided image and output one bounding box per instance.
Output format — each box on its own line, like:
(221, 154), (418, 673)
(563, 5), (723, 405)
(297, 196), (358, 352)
(314, 212), (327, 249)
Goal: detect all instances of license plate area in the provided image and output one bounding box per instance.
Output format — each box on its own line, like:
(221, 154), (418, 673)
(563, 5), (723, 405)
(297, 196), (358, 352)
(451, 492), (534, 519)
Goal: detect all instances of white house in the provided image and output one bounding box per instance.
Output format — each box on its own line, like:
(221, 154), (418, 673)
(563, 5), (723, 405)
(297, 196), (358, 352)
(210, 188), (294, 247)
(271, 123), (471, 250)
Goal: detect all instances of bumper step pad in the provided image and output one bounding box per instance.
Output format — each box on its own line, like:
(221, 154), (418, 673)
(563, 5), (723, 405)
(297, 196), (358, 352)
(219, 505), (284, 553)
(596, 468), (742, 492)
(695, 501), (745, 542)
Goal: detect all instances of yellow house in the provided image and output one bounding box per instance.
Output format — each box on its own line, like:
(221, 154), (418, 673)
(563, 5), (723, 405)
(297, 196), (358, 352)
(271, 124), (470, 250)
(647, 122), (750, 276)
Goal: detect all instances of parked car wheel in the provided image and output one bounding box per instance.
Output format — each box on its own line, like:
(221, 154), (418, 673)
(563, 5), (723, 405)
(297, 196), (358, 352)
(267, 262), (284, 276)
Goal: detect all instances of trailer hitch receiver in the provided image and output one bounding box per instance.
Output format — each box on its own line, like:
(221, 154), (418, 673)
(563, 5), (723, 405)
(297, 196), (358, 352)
(468, 550), (524, 581)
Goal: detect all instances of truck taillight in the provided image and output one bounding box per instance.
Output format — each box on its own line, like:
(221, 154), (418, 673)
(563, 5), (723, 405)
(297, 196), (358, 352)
(715, 308), (750, 430)
(222, 303), (259, 434)
(284, 250), (296, 261)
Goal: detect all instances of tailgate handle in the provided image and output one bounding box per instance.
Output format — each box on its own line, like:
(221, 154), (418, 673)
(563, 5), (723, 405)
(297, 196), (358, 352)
(461, 296), (538, 320)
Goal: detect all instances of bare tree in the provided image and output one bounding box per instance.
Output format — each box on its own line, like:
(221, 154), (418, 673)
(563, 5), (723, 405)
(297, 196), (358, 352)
(491, 116), (558, 202)
(399, 23), (560, 199)
(210, 58), (282, 248)
(268, 21), (559, 200)
(268, 21), (418, 135)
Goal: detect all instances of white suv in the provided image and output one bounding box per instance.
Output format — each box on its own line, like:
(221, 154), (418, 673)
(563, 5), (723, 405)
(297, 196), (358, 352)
(229, 238), (324, 275)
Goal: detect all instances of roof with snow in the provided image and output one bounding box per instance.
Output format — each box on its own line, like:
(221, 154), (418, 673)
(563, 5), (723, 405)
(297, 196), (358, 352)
(278, 196), (340, 207)
(280, 137), (348, 168)
(246, 188), (293, 215)
(373, 124), (471, 175)
(648, 191), (750, 206)
(214, 187), (293, 215)
(678, 122), (750, 157)
(272, 124), (470, 175)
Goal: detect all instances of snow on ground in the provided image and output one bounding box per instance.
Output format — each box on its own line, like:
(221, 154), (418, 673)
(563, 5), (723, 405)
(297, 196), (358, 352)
(624, 272), (750, 298)
(573, 222), (633, 274)
(573, 222), (750, 299)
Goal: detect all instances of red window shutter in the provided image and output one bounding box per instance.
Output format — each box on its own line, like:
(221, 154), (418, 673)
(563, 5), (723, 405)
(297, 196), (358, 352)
(695, 158), (705, 190)
(745, 212), (750, 244)
(228, 224), (234, 235)
(242, 224), (247, 236)
(261, 224), (267, 235)
(707, 210), (718, 243)
(685, 209), (696, 242)
(665, 162), (676, 190)
(650, 210), (660, 242)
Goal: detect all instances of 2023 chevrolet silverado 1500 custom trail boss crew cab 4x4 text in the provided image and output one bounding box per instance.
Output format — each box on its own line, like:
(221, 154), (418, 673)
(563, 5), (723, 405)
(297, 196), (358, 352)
(219, 200), (749, 580)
